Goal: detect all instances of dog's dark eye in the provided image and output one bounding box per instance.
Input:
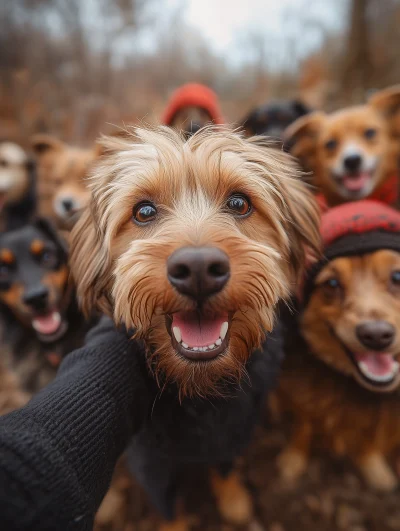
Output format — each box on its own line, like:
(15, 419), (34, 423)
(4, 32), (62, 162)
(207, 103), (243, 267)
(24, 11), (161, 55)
(364, 128), (377, 140)
(41, 250), (58, 268)
(0, 264), (10, 281)
(133, 202), (157, 225)
(323, 277), (341, 290)
(391, 270), (400, 285)
(226, 194), (252, 217)
(324, 139), (338, 151)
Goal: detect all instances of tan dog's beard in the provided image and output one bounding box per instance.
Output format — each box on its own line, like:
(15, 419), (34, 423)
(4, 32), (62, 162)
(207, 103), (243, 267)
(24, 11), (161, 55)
(131, 308), (274, 400)
(111, 235), (287, 398)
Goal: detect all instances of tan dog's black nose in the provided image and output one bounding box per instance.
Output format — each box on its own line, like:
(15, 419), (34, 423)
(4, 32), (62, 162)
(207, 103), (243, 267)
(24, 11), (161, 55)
(167, 246), (230, 301)
(356, 321), (395, 351)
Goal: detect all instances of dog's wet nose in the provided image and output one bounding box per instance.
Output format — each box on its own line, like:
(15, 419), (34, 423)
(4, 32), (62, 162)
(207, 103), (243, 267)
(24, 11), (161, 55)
(62, 198), (74, 213)
(356, 320), (395, 351)
(343, 154), (362, 172)
(23, 286), (50, 309)
(167, 246), (230, 301)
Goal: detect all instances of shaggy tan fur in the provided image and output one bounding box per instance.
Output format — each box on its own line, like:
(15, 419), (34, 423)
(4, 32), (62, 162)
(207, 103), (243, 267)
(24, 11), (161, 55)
(71, 126), (320, 398)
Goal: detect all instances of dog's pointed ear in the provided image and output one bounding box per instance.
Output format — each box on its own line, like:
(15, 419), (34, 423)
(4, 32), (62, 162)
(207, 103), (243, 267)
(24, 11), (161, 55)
(34, 217), (69, 257)
(369, 85), (400, 137)
(283, 112), (325, 174)
(30, 134), (65, 157)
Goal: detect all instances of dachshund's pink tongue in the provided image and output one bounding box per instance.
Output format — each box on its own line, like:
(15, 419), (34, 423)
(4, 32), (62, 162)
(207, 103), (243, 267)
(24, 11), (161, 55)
(342, 173), (370, 191)
(354, 352), (399, 382)
(32, 311), (61, 336)
(172, 311), (228, 348)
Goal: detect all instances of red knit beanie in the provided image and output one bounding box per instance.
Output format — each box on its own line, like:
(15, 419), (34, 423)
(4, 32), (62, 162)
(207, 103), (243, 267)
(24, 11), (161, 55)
(302, 200), (400, 307)
(161, 83), (224, 126)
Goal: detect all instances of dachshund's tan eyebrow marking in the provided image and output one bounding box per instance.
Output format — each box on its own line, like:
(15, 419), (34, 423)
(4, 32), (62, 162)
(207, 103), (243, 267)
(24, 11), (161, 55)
(30, 239), (45, 255)
(0, 249), (14, 264)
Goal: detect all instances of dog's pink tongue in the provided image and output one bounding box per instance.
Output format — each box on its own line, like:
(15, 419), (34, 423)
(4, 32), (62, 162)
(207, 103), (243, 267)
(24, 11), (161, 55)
(342, 173), (370, 191)
(355, 352), (395, 376)
(32, 311), (61, 335)
(172, 311), (228, 347)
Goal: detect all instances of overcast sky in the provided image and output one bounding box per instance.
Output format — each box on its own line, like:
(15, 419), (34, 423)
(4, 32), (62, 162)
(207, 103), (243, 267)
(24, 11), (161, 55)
(156, 0), (348, 66)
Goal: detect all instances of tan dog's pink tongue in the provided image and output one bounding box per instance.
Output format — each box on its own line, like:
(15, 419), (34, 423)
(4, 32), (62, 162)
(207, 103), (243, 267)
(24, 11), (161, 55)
(173, 311), (228, 347)
(355, 352), (395, 376)
(342, 173), (369, 192)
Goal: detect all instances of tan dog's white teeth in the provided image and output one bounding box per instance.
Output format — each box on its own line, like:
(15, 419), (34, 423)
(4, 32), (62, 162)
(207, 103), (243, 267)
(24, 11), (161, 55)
(208, 343), (215, 349)
(215, 338), (222, 346)
(182, 342), (189, 349)
(220, 322), (228, 340)
(173, 326), (182, 343)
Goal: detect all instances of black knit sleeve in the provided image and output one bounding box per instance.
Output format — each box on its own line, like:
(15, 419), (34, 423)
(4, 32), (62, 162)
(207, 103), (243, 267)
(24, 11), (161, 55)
(0, 317), (149, 531)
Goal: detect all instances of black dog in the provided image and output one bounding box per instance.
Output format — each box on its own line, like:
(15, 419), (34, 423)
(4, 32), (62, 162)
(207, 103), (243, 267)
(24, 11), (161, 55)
(241, 99), (311, 140)
(0, 218), (95, 393)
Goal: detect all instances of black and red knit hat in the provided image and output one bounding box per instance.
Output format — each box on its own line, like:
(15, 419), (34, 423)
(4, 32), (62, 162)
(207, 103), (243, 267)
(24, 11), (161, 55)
(302, 200), (400, 307)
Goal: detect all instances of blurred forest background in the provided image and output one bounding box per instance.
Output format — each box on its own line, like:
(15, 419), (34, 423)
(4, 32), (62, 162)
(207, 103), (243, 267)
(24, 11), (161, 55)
(1, 0), (400, 145)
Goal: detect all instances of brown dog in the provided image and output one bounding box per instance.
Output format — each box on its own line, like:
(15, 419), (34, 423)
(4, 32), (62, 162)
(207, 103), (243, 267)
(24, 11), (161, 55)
(278, 200), (400, 492)
(70, 126), (319, 529)
(284, 85), (400, 208)
(31, 134), (99, 229)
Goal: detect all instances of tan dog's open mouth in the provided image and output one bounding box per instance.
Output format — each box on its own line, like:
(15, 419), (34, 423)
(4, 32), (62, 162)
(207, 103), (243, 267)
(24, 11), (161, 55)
(341, 172), (373, 193)
(32, 309), (68, 343)
(167, 310), (231, 361)
(352, 351), (400, 385)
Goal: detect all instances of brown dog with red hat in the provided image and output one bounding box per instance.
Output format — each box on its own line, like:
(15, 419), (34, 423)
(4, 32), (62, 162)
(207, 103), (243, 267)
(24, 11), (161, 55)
(277, 200), (400, 491)
(162, 83), (224, 137)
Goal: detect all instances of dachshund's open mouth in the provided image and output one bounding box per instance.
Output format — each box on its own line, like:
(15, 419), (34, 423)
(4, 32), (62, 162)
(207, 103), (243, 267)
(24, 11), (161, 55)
(32, 310), (68, 343)
(167, 311), (231, 361)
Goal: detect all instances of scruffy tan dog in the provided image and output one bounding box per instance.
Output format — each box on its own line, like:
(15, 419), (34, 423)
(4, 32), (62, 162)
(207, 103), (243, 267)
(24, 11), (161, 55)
(284, 85), (400, 208)
(70, 126), (319, 530)
(31, 135), (99, 230)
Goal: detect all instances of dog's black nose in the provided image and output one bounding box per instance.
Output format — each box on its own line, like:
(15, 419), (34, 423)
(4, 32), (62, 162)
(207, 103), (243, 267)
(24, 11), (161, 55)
(356, 321), (395, 351)
(167, 246), (230, 301)
(62, 198), (74, 212)
(343, 154), (362, 172)
(23, 286), (49, 309)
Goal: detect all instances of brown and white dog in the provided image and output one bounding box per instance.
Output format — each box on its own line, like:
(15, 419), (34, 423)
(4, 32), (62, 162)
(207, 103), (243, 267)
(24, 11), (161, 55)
(31, 135), (99, 230)
(284, 86), (400, 208)
(278, 200), (400, 492)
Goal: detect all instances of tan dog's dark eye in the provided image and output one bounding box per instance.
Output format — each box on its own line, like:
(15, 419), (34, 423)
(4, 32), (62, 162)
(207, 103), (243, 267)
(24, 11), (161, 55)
(364, 128), (377, 140)
(391, 270), (400, 285)
(133, 202), (157, 225)
(226, 194), (252, 217)
(324, 139), (337, 151)
(324, 278), (340, 289)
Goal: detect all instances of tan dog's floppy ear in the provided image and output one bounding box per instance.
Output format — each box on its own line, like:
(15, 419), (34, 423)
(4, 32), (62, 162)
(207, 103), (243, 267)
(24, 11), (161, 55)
(70, 205), (113, 317)
(369, 85), (400, 137)
(283, 111), (325, 175)
(281, 169), (321, 281)
(30, 134), (65, 157)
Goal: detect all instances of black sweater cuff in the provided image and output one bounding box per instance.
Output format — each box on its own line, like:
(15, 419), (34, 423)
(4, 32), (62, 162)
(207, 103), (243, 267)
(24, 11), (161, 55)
(0, 318), (148, 530)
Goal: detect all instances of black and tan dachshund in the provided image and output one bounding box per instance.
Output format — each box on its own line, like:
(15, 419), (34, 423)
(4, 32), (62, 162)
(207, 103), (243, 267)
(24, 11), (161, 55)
(0, 218), (95, 393)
